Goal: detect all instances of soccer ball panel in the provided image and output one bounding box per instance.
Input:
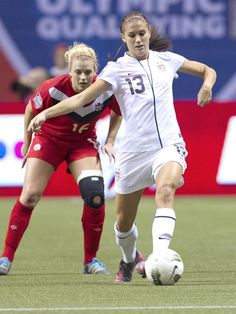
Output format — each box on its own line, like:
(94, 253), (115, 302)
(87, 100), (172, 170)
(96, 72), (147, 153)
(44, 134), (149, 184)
(145, 249), (184, 286)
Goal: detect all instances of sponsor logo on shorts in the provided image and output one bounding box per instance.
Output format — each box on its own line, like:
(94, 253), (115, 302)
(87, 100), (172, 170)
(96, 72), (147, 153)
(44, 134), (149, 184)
(115, 168), (120, 180)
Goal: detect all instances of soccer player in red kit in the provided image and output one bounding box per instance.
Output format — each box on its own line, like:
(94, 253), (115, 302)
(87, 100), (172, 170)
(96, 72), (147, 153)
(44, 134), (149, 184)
(0, 42), (121, 275)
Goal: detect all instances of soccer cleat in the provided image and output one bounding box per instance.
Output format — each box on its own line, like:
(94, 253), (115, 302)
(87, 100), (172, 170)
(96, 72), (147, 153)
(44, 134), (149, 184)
(0, 257), (12, 275)
(135, 260), (147, 278)
(115, 251), (143, 283)
(83, 258), (111, 275)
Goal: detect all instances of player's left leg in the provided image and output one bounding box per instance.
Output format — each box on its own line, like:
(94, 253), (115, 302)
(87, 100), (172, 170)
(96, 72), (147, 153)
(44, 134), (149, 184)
(69, 157), (110, 274)
(150, 144), (187, 260)
(136, 161), (183, 279)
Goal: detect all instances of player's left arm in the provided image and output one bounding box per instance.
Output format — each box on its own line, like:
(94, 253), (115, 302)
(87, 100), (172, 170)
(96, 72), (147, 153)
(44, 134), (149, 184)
(21, 101), (35, 157)
(102, 111), (122, 161)
(179, 59), (217, 107)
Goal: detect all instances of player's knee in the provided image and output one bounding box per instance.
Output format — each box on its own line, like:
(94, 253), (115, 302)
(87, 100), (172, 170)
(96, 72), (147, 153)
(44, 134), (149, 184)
(21, 188), (42, 207)
(78, 170), (104, 209)
(156, 183), (175, 204)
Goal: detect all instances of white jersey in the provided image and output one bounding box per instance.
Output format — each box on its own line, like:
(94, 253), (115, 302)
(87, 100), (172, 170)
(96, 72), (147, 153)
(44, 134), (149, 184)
(99, 50), (185, 152)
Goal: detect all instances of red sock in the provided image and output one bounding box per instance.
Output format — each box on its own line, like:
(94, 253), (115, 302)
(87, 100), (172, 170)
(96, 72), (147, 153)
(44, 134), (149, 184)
(81, 203), (105, 265)
(1, 199), (33, 261)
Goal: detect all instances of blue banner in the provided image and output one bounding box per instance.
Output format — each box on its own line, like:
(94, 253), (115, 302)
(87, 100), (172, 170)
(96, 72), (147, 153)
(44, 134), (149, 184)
(0, 0), (235, 99)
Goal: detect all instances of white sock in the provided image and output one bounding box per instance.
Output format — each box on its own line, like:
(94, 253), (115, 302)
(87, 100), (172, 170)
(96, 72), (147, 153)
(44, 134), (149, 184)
(114, 223), (138, 263)
(152, 208), (176, 258)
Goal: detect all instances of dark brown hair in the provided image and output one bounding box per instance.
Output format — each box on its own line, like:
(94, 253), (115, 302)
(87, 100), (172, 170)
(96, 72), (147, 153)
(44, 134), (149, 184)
(120, 11), (171, 52)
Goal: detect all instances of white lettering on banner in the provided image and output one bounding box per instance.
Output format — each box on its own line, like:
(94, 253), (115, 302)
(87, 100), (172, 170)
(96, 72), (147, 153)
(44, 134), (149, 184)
(37, 0), (68, 14)
(151, 15), (225, 38)
(180, 0), (224, 14)
(36, 0), (227, 40)
(216, 116), (236, 185)
(70, 0), (93, 14)
(95, 0), (113, 14)
(37, 0), (93, 14)
(118, 0), (154, 13)
(36, 0), (113, 14)
(118, 0), (225, 14)
(37, 15), (119, 39)
(197, 0), (224, 13)
(36, 0), (226, 14)
(37, 18), (59, 39)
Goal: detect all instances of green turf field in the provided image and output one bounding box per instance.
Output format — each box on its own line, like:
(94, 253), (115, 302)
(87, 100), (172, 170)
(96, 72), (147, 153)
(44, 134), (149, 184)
(0, 196), (236, 314)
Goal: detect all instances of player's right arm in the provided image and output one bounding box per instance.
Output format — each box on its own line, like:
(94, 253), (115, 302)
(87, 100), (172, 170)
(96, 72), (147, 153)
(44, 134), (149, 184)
(28, 79), (110, 132)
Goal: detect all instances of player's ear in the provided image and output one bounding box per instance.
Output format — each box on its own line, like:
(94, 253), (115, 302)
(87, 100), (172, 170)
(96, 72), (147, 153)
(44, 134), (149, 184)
(121, 32), (126, 43)
(148, 25), (152, 39)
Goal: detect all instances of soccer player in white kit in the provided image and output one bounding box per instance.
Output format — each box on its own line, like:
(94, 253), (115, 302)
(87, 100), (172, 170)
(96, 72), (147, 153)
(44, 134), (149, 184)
(28, 11), (217, 283)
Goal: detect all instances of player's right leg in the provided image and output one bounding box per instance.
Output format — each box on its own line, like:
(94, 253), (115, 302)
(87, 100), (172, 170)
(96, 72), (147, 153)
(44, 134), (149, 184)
(114, 190), (144, 283)
(0, 158), (54, 275)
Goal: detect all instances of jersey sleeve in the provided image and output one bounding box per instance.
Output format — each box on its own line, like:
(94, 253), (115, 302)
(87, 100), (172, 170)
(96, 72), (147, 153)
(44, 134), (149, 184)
(167, 51), (185, 72)
(98, 62), (118, 90)
(30, 83), (49, 115)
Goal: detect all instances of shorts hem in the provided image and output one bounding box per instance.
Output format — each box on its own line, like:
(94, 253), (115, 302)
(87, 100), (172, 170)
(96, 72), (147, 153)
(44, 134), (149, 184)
(115, 182), (148, 194)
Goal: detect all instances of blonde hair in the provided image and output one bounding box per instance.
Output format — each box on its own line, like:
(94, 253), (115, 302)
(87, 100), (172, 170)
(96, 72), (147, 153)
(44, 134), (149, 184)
(65, 42), (98, 72)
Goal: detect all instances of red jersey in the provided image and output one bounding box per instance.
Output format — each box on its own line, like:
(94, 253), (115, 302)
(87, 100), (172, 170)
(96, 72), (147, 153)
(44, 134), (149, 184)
(30, 74), (121, 142)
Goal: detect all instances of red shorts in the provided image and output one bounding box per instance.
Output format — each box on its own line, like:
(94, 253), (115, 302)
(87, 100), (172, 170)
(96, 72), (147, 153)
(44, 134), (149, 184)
(27, 133), (99, 169)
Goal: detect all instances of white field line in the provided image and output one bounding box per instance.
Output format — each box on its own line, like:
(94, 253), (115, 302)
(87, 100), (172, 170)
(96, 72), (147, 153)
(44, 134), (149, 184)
(0, 305), (236, 312)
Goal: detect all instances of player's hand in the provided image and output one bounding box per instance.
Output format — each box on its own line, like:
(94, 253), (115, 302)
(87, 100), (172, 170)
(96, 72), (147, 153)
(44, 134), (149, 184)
(197, 84), (212, 107)
(102, 143), (115, 162)
(27, 112), (46, 132)
(21, 142), (30, 157)
(20, 142), (31, 168)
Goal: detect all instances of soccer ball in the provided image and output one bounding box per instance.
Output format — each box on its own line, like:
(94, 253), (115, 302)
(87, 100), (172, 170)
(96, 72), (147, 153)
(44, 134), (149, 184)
(145, 249), (184, 286)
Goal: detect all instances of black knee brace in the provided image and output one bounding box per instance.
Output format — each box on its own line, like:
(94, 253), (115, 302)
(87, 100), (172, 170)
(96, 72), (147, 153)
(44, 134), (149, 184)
(79, 175), (104, 209)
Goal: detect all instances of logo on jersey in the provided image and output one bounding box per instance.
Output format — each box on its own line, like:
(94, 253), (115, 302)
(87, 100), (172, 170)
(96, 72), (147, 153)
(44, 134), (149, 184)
(33, 92), (43, 109)
(33, 144), (41, 151)
(157, 62), (166, 71)
(95, 102), (103, 111)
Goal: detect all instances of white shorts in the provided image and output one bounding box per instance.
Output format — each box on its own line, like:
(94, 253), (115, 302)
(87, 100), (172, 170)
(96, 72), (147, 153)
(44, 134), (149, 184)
(114, 144), (188, 194)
